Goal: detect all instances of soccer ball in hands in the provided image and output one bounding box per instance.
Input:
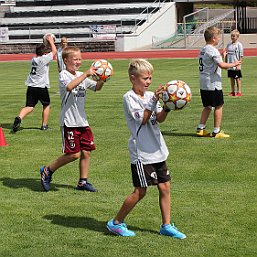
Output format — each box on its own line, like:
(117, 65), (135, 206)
(91, 59), (113, 81)
(160, 80), (192, 110)
(43, 33), (56, 46)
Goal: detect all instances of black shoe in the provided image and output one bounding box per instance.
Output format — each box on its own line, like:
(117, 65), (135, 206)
(40, 125), (48, 130)
(12, 116), (21, 132)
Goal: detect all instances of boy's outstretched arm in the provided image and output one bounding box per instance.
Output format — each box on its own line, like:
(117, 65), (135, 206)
(218, 60), (241, 69)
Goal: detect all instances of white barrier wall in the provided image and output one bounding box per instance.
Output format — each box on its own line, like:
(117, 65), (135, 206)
(115, 2), (176, 51)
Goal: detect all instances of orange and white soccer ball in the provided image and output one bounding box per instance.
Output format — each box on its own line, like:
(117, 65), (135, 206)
(43, 33), (56, 46)
(160, 80), (192, 110)
(91, 59), (113, 81)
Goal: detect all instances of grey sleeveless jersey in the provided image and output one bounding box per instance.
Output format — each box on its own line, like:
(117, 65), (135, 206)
(199, 44), (222, 91)
(57, 47), (66, 72)
(226, 41), (243, 70)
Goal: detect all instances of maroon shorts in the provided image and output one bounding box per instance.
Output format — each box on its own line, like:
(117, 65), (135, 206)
(61, 126), (96, 153)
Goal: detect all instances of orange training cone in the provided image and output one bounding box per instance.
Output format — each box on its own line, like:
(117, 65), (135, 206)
(0, 127), (8, 146)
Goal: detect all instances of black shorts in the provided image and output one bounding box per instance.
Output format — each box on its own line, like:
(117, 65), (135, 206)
(228, 70), (242, 79)
(200, 89), (224, 108)
(26, 86), (50, 107)
(131, 161), (171, 188)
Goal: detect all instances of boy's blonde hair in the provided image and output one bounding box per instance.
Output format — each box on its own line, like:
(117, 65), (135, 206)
(128, 59), (153, 77)
(231, 29), (240, 37)
(62, 46), (80, 60)
(204, 26), (221, 43)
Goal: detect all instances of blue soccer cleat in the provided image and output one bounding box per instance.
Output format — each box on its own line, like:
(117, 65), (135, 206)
(76, 181), (97, 192)
(160, 223), (186, 239)
(40, 166), (52, 192)
(107, 219), (136, 237)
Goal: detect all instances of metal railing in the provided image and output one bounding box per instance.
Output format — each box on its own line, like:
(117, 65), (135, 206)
(123, 0), (168, 33)
(153, 7), (237, 49)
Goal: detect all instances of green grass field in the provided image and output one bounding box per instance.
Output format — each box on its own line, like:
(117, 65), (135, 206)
(0, 57), (256, 257)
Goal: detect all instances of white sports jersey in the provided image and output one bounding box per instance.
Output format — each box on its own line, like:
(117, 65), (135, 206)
(59, 70), (97, 127)
(56, 47), (66, 72)
(199, 44), (222, 91)
(226, 41), (243, 70)
(123, 89), (169, 165)
(25, 52), (53, 88)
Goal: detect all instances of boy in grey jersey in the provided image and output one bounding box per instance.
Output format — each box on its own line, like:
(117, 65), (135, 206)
(224, 29), (243, 96)
(196, 26), (241, 138)
(39, 46), (106, 192)
(12, 35), (56, 132)
(56, 36), (68, 72)
(107, 59), (186, 239)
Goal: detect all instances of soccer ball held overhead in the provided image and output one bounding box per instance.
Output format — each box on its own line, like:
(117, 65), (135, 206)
(43, 33), (56, 46)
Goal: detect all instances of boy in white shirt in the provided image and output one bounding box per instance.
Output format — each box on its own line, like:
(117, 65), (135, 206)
(107, 59), (186, 239)
(40, 46), (106, 192)
(12, 35), (56, 132)
(224, 29), (244, 97)
(56, 36), (68, 72)
(196, 26), (241, 138)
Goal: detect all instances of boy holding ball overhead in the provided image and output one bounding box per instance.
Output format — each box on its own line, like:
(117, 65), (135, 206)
(12, 34), (56, 132)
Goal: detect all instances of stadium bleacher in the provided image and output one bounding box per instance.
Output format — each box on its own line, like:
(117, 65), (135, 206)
(0, 0), (176, 53)
(0, 0), (162, 51)
(14, 0), (156, 6)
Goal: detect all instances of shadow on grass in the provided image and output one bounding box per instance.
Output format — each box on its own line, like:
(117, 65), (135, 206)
(43, 214), (158, 235)
(0, 177), (74, 192)
(0, 123), (13, 130)
(0, 123), (41, 132)
(162, 130), (196, 137)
